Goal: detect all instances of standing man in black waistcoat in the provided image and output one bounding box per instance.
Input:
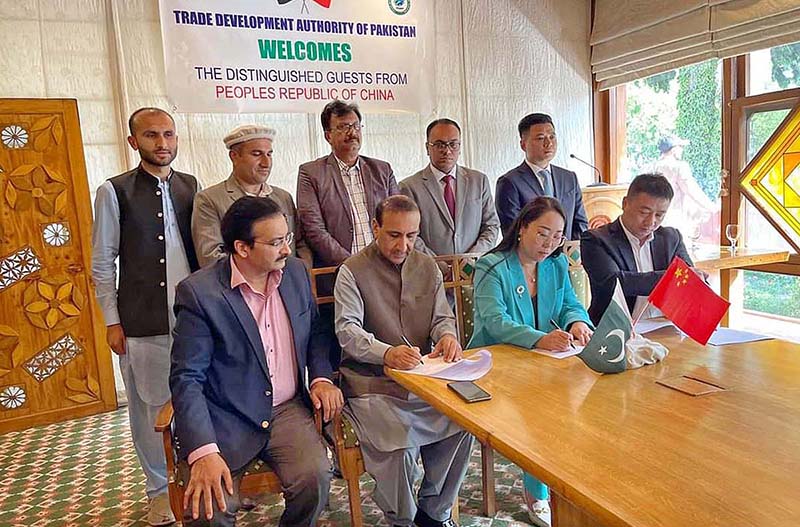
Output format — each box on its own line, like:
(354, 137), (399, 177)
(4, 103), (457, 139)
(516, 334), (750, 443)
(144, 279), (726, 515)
(92, 107), (199, 526)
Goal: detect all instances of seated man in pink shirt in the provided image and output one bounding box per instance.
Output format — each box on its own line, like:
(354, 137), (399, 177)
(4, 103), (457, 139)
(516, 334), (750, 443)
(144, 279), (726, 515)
(170, 196), (343, 527)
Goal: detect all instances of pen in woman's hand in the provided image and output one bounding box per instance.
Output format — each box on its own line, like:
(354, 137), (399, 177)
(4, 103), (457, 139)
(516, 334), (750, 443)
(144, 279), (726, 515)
(549, 318), (576, 351)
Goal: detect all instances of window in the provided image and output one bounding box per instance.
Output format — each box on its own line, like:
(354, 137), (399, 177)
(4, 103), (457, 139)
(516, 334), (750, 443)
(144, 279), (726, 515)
(748, 42), (800, 96)
(621, 59), (722, 245)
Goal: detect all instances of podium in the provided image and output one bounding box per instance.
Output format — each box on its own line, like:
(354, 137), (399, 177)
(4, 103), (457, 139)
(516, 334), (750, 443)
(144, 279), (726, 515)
(581, 183), (628, 229)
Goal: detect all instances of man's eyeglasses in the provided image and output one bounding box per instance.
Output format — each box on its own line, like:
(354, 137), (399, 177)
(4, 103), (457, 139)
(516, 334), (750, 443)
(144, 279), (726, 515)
(534, 232), (566, 248)
(332, 122), (363, 133)
(253, 232), (294, 248)
(427, 140), (461, 152)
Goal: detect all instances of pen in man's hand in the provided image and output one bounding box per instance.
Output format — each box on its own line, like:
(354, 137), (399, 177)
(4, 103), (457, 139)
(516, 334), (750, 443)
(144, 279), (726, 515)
(401, 335), (424, 365)
(549, 318), (576, 351)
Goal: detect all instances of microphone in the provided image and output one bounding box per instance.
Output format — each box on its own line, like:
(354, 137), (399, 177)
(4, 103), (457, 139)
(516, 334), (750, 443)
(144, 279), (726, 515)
(569, 153), (604, 185)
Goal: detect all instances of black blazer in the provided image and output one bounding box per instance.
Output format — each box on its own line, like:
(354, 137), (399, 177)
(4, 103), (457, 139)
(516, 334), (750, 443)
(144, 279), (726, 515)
(169, 256), (333, 471)
(495, 162), (588, 239)
(580, 219), (692, 324)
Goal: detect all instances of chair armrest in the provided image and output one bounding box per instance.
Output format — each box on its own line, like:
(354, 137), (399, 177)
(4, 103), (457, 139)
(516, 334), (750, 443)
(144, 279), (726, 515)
(154, 400), (174, 432)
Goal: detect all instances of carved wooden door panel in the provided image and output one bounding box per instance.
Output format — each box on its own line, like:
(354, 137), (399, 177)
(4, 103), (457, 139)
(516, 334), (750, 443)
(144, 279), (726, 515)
(0, 99), (116, 433)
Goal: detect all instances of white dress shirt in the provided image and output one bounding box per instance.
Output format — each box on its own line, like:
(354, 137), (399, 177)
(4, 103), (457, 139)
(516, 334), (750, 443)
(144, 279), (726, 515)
(619, 220), (662, 320)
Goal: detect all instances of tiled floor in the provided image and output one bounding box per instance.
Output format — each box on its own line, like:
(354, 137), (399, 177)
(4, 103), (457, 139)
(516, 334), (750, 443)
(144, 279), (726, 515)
(0, 408), (534, 526)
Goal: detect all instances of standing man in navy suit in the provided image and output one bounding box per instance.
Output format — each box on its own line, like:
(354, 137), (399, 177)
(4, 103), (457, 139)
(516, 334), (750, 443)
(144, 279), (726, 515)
(170, 196), (343, 527)
(495, 113), (588, 239)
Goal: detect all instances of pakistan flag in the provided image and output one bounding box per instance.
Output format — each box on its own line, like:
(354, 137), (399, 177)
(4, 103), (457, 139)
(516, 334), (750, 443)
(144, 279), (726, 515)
(579, 280), (632, 374)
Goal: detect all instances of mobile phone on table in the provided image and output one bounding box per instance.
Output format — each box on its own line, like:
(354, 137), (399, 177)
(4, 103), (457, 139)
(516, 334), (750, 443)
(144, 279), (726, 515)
(447, 381), (491, 403)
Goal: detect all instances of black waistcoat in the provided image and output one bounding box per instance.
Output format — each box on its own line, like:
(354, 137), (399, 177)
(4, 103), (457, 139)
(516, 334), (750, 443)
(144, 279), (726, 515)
(109, 166), (199, 337)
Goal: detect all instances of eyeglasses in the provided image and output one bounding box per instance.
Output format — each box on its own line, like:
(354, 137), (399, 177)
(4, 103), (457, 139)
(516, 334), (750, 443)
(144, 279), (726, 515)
(427, 140), (461, 152)
(534, 231), (566, 248)
(253, 232), (294, 248)
(331, 122), (363, 133)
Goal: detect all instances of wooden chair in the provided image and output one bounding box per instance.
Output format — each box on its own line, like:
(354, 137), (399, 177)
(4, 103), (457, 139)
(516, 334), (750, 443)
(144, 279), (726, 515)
(563, 241), (591, 309)
(434, 253), (496, 517)
(154, 401), (295, 521)
(308, 264), (464, 526)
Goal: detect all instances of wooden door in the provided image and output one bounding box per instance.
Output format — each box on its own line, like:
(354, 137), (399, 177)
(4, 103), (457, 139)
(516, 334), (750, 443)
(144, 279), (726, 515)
(0, 99), (116, 433)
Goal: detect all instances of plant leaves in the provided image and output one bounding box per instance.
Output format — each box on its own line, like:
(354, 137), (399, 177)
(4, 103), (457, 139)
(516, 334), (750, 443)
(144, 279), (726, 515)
(9, 164), (36, 177)
(30, 116), (56, 132)
(25, 301), (49, 313)
(38, 195), (55, 216)
(0, 368), (10, 378)
(33, 130), (51, 152)
(5, 183), (16, 208)
(45, 308), (60, 328)
(67, 393), (96, 404)
(11, 345), (24, 368)
(56, 282), (73, 301)
(51, 119), (63, 144)
(87, 375), (100, 397)
(58, 304), (80, 317)
(42, 165), (66, 184)
(53, 191), (67, 214)
(37, 282), (55, 300)
(0, 325), (18, 337)
(65, 377), (88, 394)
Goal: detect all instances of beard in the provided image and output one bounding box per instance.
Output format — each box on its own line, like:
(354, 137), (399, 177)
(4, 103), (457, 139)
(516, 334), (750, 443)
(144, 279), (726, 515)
(140, 146), (178, 167)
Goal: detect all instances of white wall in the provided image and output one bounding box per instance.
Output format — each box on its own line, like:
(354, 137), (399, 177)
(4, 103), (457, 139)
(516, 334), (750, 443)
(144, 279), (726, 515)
(0, 0), (594, 197)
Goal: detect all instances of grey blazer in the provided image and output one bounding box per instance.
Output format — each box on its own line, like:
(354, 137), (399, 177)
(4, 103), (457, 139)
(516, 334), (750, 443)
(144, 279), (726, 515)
(399, 165), (500, 256)
(191, 174), (311, 267)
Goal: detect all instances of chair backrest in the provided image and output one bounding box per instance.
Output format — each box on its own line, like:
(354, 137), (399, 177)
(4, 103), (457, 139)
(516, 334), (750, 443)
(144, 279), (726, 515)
(307, 254), (481, 347)
(563, 240), (591, 309)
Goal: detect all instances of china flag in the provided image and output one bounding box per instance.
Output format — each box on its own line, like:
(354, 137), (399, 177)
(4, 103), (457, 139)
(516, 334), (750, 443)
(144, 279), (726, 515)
(648, 257), (730, 345)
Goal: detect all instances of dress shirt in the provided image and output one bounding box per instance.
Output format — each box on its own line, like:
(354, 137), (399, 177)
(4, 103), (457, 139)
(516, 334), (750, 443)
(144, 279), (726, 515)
(334, 264), (457, 364)
(187, 257), (330, 465)
(335, 156), (373, 252)
(524, 160), (554, 196)
(619, 220), (663, 320)
(429, 163), (457, 195)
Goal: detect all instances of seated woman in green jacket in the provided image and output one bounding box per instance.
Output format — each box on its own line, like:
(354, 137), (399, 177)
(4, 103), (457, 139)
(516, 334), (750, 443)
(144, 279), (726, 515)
(469, 196), (593, 527)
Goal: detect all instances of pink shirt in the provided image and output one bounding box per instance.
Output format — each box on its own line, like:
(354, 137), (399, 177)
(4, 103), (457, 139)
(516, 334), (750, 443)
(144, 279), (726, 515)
(188, 257), (327, 465)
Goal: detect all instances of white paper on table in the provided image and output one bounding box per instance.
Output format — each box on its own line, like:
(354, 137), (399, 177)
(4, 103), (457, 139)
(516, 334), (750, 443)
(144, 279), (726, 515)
(634, 317), (675, 334)
(530, 346), (583, 359)
(398, 349), (493, 381)
(708, 328), (773, 346)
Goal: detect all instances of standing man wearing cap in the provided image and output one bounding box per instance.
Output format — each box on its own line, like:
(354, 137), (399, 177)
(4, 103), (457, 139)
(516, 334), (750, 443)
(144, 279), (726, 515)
(297, 100), (399, 367)
(651, 134), (717, 242)
(92, 107), (199, 526)
(400, 118), (500, 259)
(495, 113), (588, 239)
(192, 124), (311, 268)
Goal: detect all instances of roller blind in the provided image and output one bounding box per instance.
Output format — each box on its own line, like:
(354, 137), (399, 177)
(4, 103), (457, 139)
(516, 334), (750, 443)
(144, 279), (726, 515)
(591, 0), (800, 89)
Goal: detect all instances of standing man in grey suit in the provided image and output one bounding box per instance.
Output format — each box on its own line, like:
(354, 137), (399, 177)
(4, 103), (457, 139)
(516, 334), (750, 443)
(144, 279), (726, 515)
(495, 113), (588, 239)
(400, 118), (499, 258)
(297, 100), (399, 366)
(192, 125), (310, 268)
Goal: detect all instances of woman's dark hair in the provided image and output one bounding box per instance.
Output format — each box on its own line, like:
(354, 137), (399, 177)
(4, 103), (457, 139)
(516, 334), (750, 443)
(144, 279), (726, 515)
(473, 196), (567, 292)
(221, 196), (284, 253)
(491, 196), (567, 258)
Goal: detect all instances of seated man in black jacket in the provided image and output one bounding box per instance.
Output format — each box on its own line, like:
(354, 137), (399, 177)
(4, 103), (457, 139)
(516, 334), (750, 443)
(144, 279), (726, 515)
(580, 173), (707, 324)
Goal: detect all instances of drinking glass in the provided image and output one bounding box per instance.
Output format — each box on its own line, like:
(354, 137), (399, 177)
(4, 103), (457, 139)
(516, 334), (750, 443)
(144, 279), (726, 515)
(725, 224), (741, 253)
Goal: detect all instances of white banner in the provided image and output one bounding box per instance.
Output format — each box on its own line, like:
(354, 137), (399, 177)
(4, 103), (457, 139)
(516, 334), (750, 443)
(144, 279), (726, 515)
(158, 0), (435, 114)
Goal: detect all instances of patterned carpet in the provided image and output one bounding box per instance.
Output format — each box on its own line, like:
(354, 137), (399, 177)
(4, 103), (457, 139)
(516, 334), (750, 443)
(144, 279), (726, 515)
(0, 409), (533, 526)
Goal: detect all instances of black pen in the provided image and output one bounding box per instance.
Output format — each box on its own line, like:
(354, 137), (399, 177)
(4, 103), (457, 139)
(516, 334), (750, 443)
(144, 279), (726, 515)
(549, 318), (576, 351)
(401, 335), (424, 365)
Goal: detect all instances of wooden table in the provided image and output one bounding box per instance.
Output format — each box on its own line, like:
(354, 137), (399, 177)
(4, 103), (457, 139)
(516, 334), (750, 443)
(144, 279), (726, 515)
(386, 330), (800, 527)
(691, 245), (789, 270)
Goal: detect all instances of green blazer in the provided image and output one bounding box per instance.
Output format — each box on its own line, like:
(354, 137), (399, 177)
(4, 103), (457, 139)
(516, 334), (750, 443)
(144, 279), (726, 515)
(468, 251), (591, 349)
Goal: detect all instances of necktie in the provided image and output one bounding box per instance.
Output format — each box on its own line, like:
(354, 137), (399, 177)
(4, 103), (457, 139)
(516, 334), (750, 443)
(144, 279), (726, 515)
(540, 169), (553, 197)
(443, 175), (456, 220)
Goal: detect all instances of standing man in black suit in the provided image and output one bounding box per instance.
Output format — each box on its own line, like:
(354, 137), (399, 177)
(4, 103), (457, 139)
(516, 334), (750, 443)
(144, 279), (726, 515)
(580, 173), (707, 324)
(495, 113), (588, 239)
